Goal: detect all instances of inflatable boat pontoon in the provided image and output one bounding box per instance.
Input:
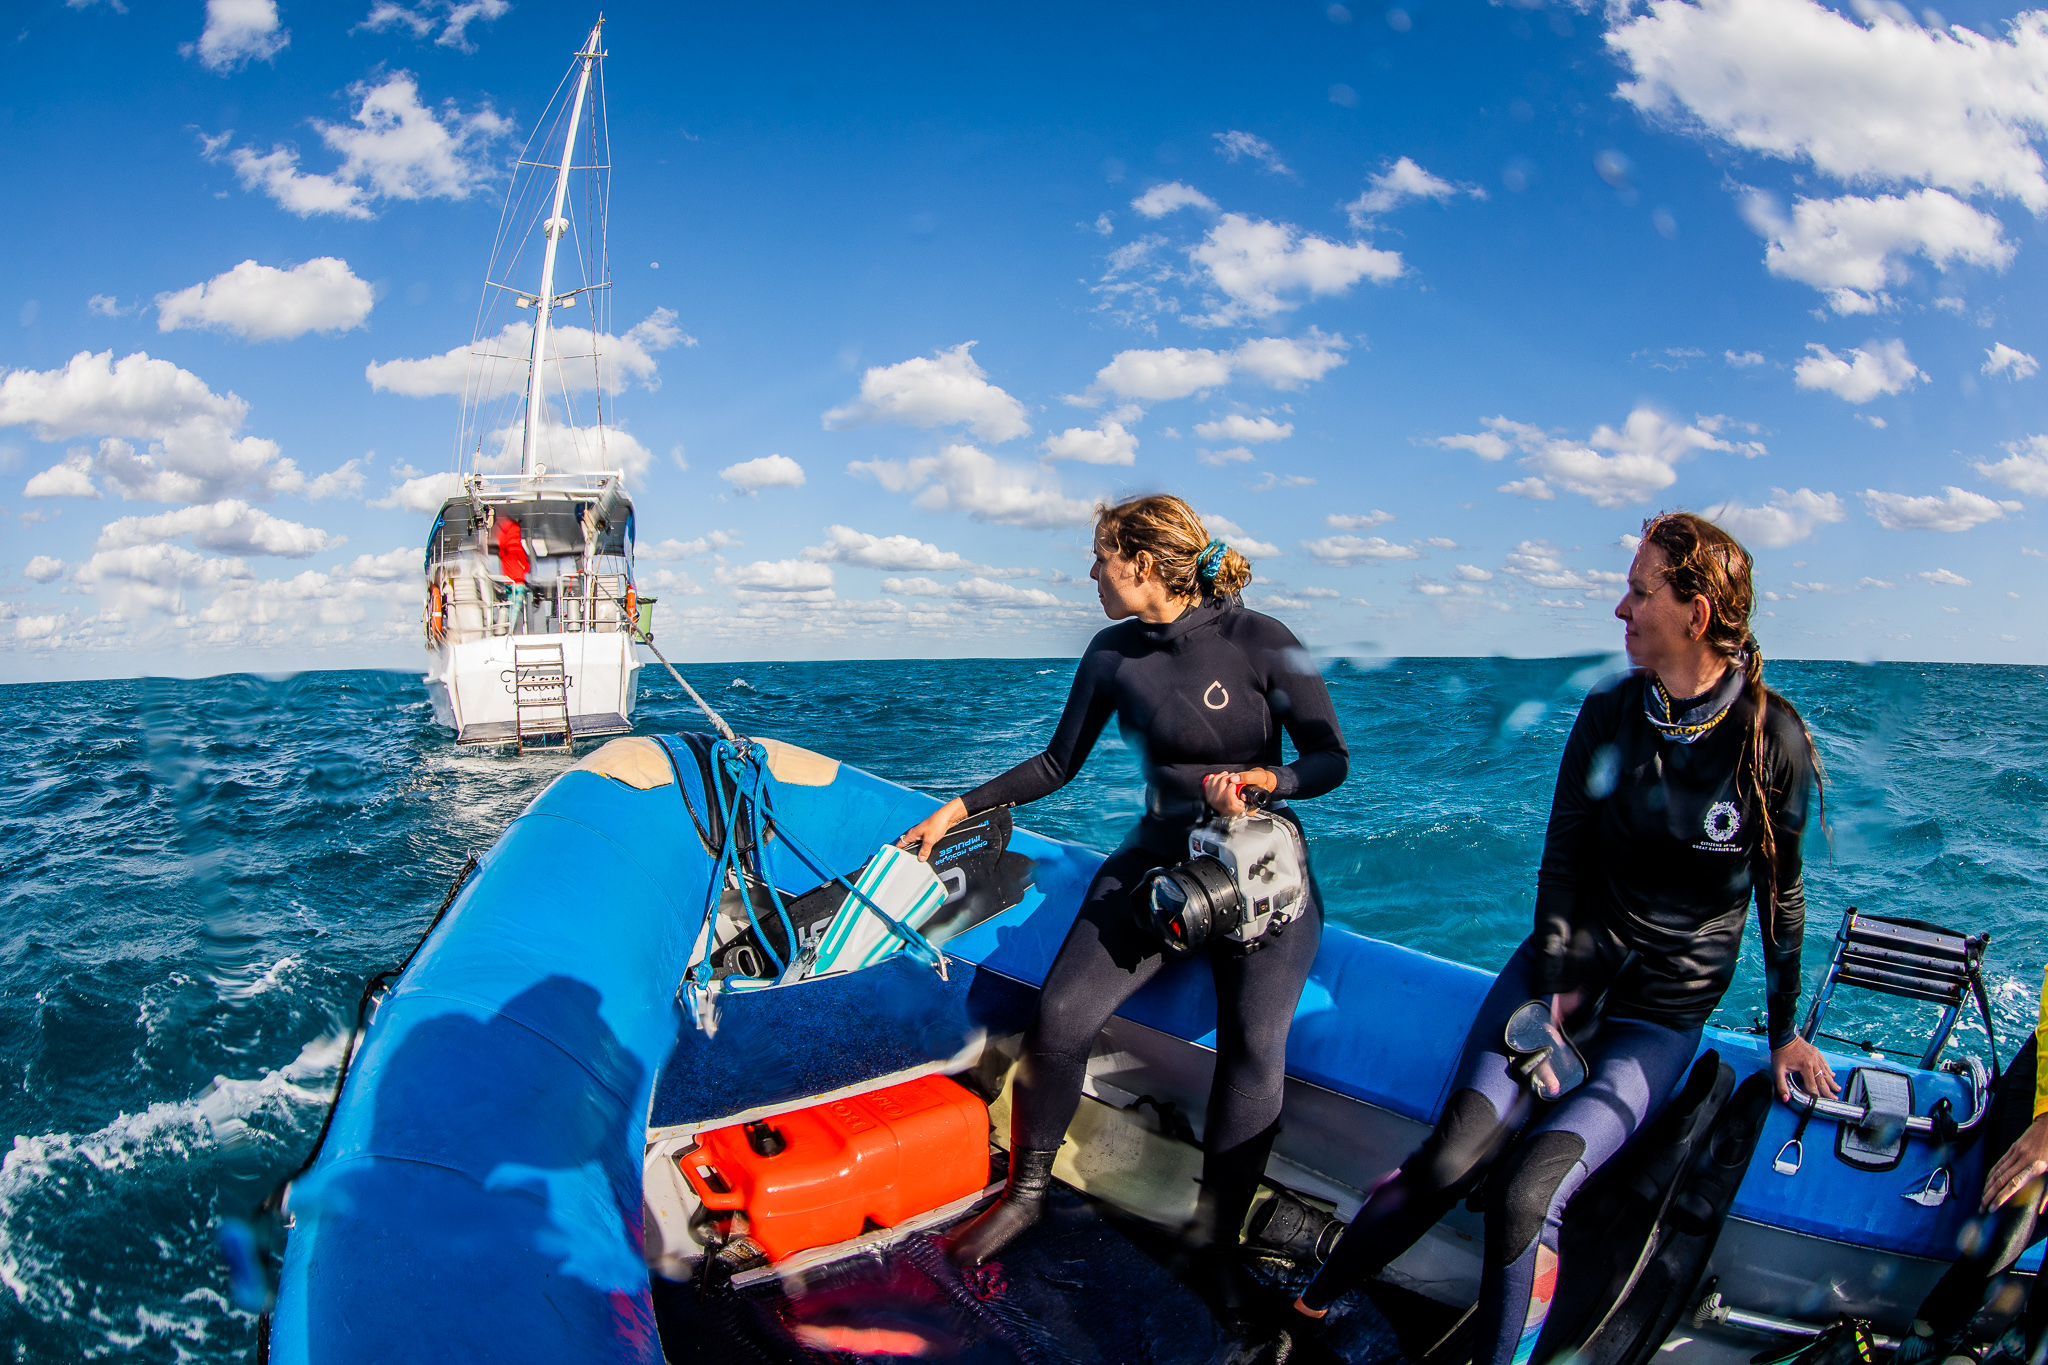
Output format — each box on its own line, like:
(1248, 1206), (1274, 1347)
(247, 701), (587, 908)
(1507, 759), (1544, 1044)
(265, 734), (2004, 1365)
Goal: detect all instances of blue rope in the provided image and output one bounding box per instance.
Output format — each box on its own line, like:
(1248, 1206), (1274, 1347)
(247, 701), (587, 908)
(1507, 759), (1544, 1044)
(680, 738), (944, 1022)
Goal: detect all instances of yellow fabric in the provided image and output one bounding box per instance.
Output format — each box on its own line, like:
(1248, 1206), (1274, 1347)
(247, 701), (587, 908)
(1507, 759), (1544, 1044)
(2034, 964), (2048, 1121)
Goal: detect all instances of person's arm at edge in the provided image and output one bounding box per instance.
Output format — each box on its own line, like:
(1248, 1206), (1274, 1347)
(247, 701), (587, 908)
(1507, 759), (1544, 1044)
(1981, 966), (2048, 1211)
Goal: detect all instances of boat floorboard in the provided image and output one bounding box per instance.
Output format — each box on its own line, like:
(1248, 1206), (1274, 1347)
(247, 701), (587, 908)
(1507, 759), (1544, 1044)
(651, 1182), (1437, 1365)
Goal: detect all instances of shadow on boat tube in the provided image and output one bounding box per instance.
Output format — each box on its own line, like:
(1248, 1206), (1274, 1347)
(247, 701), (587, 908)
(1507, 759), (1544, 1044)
(289, 974), (661, 1363)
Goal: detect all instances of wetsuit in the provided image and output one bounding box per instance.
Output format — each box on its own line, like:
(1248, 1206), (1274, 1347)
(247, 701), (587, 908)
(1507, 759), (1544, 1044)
(961, 596), (1348, 1237)
(1303, 669), (1814, 1365)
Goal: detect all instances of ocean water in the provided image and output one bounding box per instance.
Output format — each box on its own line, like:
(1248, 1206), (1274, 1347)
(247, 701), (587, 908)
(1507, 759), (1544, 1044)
(1, 655), (2044, 1360)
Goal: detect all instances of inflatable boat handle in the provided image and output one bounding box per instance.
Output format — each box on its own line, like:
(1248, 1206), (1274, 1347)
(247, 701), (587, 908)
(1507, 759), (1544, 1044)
(1781, 1053), (1989, 1134)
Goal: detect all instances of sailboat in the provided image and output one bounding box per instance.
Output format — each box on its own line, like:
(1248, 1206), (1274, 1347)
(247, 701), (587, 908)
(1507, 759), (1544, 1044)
(421, 18), (649, 753)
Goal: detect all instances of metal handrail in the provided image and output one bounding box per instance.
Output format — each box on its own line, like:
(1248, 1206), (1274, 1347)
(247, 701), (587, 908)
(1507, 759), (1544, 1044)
(1782, 1052), (1989, 1133)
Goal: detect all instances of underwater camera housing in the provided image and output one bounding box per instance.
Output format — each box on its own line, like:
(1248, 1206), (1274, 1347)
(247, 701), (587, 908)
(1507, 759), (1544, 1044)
(1140, 789), (1308, 956)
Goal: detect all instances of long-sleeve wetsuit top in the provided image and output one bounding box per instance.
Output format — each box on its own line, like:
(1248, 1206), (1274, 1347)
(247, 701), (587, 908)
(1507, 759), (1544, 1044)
(1533, 670), (1814, 1048)
(960, 597), (1349, 854)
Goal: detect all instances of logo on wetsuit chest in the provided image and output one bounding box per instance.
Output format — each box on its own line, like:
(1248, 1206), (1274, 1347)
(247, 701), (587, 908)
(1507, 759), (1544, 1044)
(1203, 681), (1229, 710)
(1696, 800), (1742, 851)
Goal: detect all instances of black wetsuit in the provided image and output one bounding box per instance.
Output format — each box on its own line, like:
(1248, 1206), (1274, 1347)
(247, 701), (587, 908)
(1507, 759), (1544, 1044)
(1303, 670), (1814, 1365)
(962, 596), (1348, 1234)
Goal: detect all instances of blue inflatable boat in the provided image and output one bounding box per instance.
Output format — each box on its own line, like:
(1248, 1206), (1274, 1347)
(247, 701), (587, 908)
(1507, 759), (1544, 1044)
(266, 733), (2001, 1365)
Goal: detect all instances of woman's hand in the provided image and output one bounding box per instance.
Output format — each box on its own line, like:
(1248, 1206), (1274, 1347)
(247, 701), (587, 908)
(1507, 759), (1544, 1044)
(1983, 1114), (2048, 1213)
(1203, 768), (1278, 815)
(896, 798), (968, 862)
(1770, 1035), (1840, 1103)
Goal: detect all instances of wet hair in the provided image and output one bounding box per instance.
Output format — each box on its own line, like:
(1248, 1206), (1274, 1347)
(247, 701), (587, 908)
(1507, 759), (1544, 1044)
(1094, 494), (1252, 599)
(1639, 511), (1825, 904)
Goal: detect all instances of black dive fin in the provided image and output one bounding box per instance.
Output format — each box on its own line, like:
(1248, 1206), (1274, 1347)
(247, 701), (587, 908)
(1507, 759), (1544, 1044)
(1537, 1050), (1735, 1363)
(1559, 1070), (1777, 1365)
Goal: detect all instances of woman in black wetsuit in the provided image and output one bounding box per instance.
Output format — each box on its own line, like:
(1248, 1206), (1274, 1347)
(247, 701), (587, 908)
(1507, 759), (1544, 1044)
(1293, 511), (1839, 1365)
(897, 494), (1349, 1276)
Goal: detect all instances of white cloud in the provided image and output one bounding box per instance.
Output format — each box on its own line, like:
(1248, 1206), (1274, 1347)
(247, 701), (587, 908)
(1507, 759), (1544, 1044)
(2, 349), (330, 503)
(720, 454), (806, 494)
(1703, 487), (1847, 548)
(881, 576), (1066, 608)
(1198, 445), (1256, 467)
(648, 530), (742, 560)
(1345, 156), (1482, 225)
(211, 72), (511, 219)
(1042, 420), (1138, 466)
(1863, 485), (2021, 531)
(1086, 330), (1349, 404)
(1725, 350), (1766, 367)
(1985, 343), (2041, 379)
(156, 258), (375, 342)
(88, 294), (124, 317)
(822, 342), (1029, 443)
(1455, 564), (1494, 581)
(803, 525), (983, 573)
(1440, 408), (1761, 508)
(357, 0), (510, 51)
(1213, 131), (1293, 176)
(1189, 213), (1404, 325)
(96, 500), (340, 557)
(75, 542), (253, 622)
(1611, 0), (2048, 212)
(1915, 567), (1972, 585)
(469, 416), (654, 480)
(1326, 510), (1393, 529)
(1090, 346), (1234, 401)
(1738, 188), (2014, 313)
(848, 443), (1095, 528)
(717, 560), (835, 602)
(1303, 535), (1422, 565)
(1193, 414), (1292, 444)
(1200, 513), (1280, 560)
(369, 470), (463, 513)
(24, 555), (66, 583)
(1976, 435), (2048, 494)
(189, 0), (287, 72)
(366, 308), (684, 398)
(1502, 541), (1627, 593)
(1793, 340), (1927, 402)
(1131, 182), (1220, 218)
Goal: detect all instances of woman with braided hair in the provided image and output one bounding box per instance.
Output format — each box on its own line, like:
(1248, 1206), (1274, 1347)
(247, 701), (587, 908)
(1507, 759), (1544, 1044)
(896, 493), (1349, 1289)
(1294, 510), (1837, 1365)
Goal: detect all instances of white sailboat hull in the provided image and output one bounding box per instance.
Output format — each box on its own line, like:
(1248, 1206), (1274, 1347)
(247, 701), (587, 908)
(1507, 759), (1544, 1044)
(425, 630), (640, 746)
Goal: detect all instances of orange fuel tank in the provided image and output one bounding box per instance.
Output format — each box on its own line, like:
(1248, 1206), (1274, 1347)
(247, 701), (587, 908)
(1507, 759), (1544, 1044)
(678, 1072), (990, 1262)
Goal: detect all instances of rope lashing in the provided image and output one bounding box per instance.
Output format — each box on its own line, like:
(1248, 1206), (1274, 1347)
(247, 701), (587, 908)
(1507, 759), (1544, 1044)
(678, 736), (947, 1033)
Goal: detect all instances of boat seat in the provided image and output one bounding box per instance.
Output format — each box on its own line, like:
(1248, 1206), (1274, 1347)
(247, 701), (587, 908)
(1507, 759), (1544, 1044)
(1800, 906), (1997, 1074)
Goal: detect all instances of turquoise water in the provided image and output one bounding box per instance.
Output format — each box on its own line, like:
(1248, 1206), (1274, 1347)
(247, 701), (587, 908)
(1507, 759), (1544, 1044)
(1, 657), (2043, 1360)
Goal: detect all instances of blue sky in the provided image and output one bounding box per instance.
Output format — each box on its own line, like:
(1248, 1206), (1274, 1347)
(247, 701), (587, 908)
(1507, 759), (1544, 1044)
(3, 0), (2046, 681)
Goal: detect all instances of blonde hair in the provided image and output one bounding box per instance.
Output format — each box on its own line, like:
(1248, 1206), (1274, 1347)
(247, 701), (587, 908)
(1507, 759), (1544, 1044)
(1095, 494), (1252, 599)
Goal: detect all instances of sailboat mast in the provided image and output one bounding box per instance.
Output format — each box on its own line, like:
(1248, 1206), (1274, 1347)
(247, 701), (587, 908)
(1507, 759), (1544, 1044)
(519, 18), (604, 477)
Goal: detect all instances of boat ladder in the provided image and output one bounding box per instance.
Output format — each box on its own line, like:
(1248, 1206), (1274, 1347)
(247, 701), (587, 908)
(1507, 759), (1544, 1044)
(511, 642), (572, 752)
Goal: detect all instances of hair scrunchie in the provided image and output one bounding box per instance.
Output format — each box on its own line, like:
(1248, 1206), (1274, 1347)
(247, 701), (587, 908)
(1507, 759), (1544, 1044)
(1196, 539), (1228, 582)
